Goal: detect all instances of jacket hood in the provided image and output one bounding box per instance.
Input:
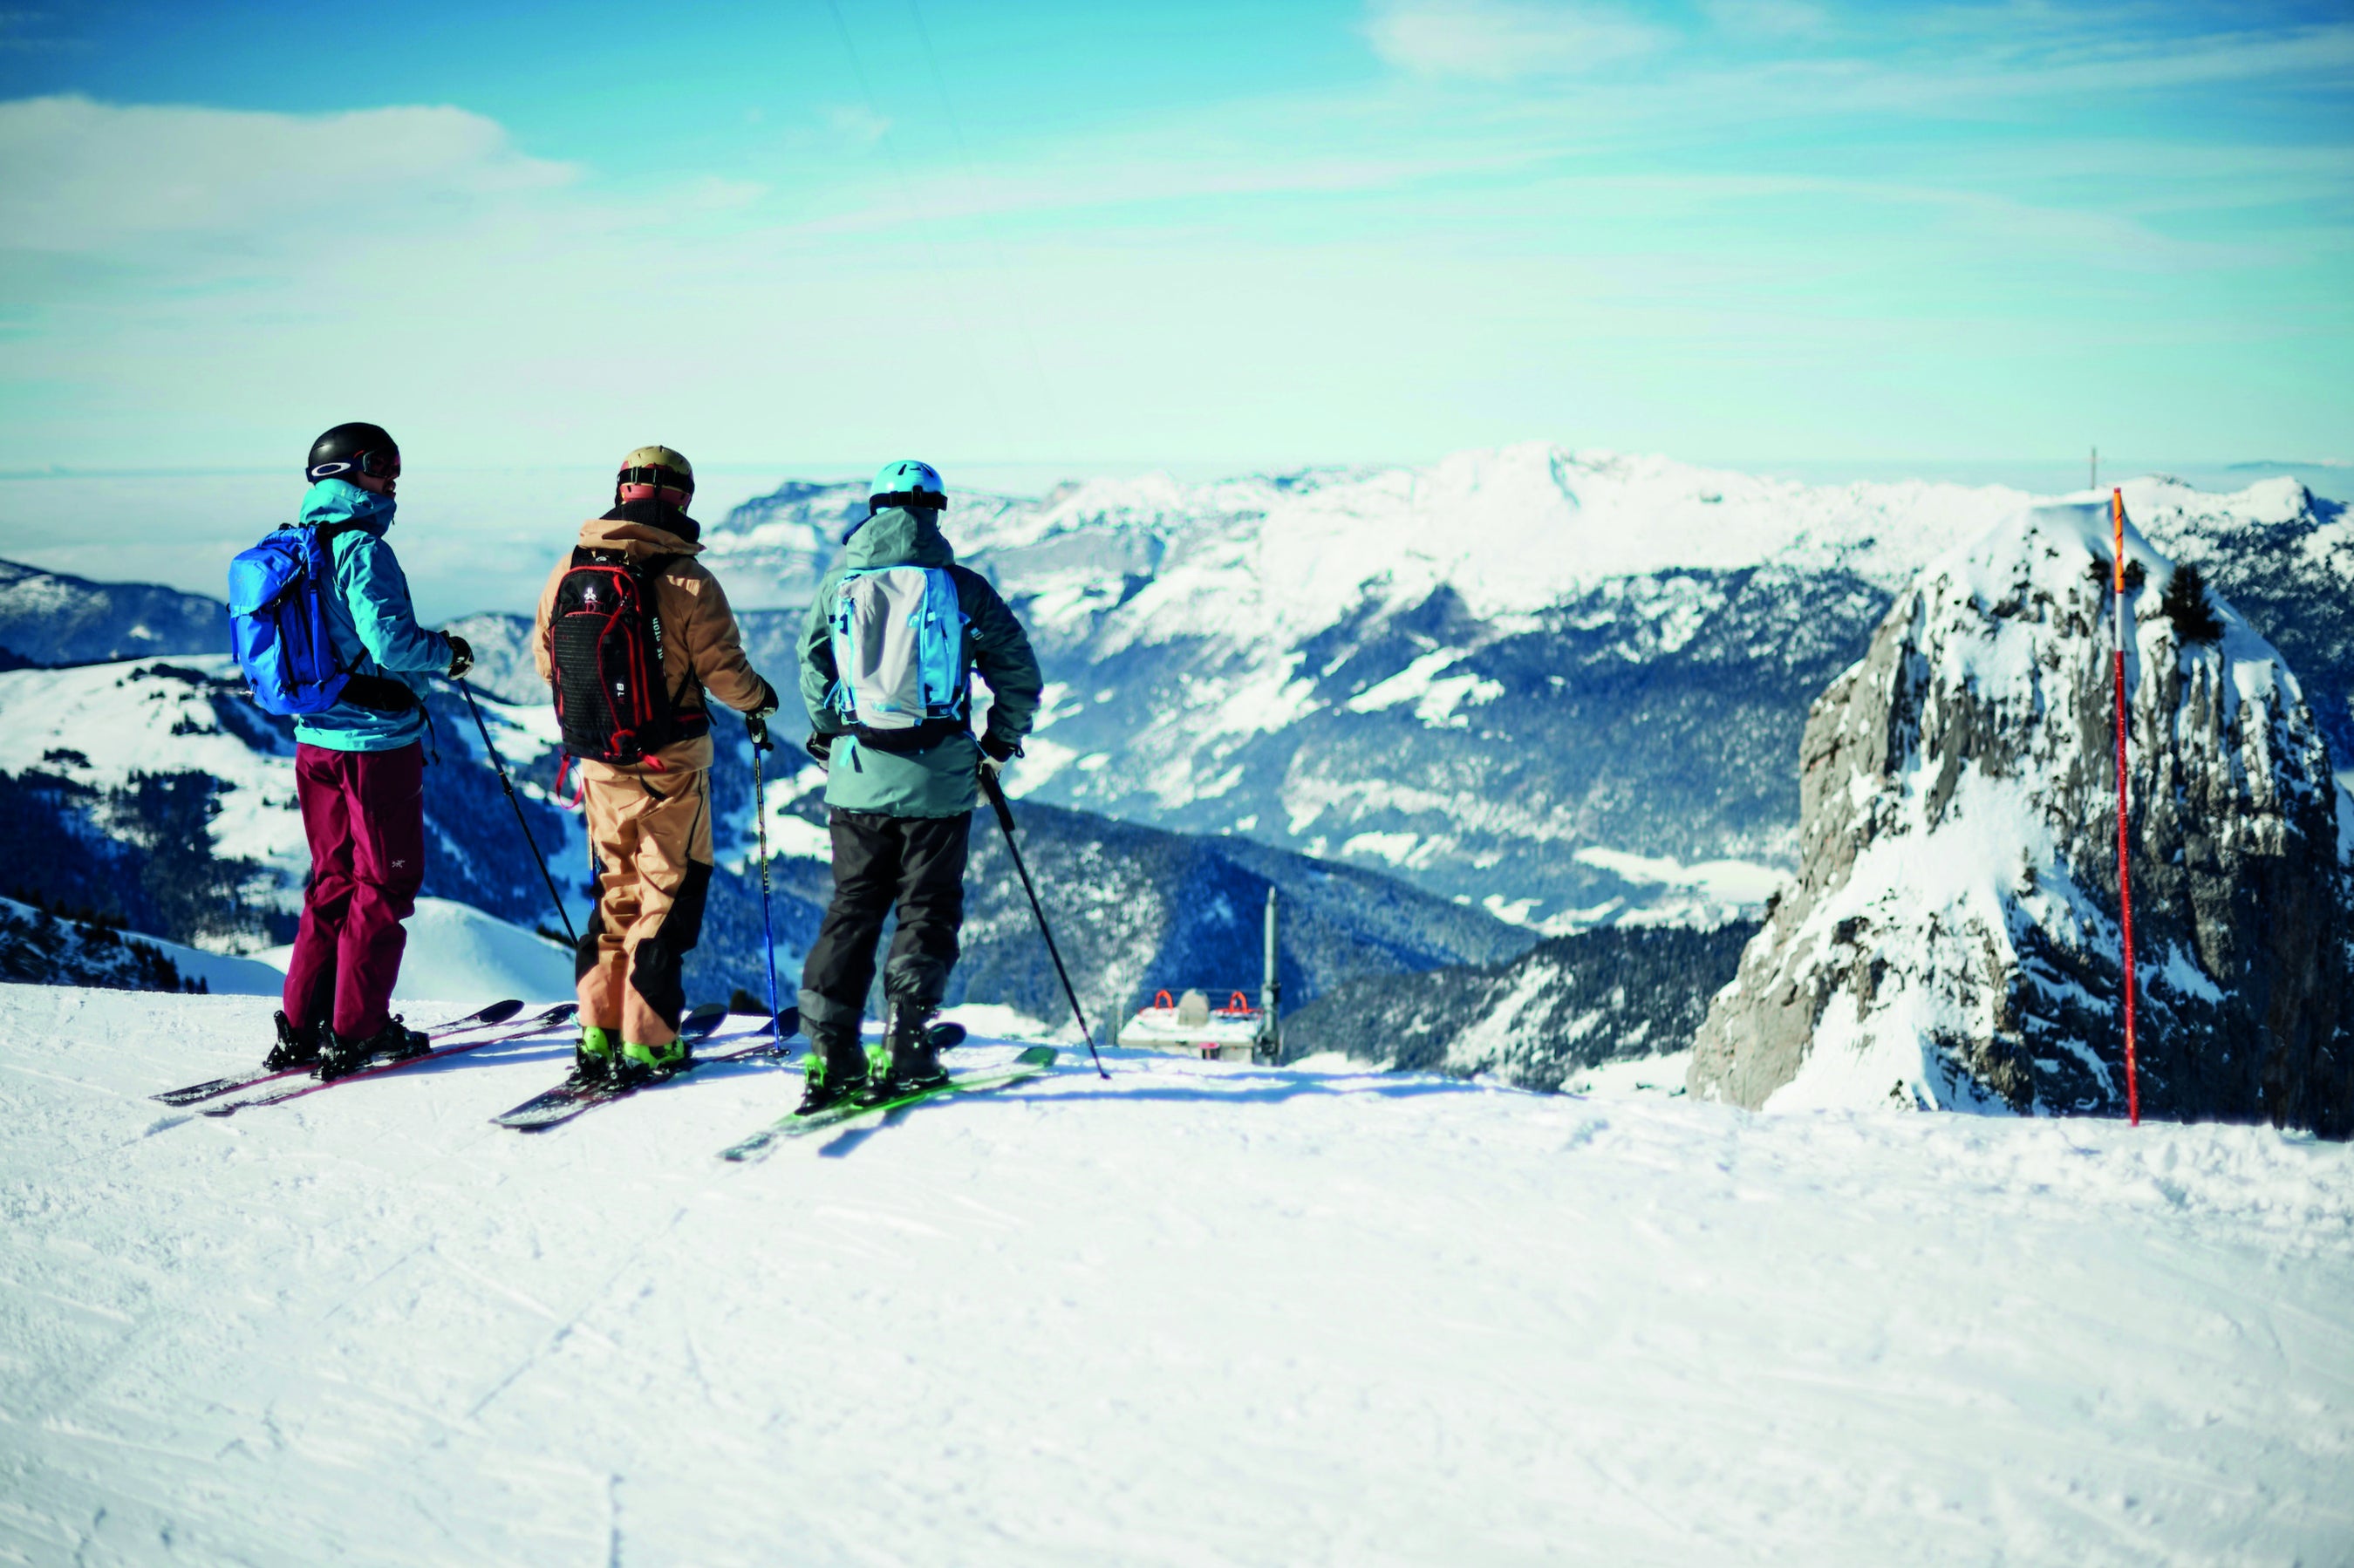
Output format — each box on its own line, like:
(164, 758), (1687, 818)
(301, 478), (396, 536)
(600, 496), (700, 542)
(577, 514), (704, 560)
(844, 507), (953, 570)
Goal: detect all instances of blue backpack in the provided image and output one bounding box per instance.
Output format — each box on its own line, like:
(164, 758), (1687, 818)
(227, 525), (349, 716)
(827, 565), (971, 752)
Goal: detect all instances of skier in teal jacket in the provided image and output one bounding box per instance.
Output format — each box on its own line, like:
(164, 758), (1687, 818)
(271, 422), (474, 1081)
(793, 460), (1042, 1112)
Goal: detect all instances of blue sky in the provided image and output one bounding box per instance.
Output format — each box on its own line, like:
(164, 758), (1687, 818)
(2, 1), (2348, 478)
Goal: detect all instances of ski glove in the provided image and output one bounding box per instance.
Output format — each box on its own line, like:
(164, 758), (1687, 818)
(749, 678), (781, 720)
(445, 633), (474, 680)
(804, 733), (835, 766)
(979, 732), (1022, 764)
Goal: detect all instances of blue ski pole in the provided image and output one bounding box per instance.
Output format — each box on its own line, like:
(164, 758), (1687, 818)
(749, 719), (785, 1044)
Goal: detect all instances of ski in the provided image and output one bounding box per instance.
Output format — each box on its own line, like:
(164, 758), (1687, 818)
(154, 999), (528, 1107)
(492, 1005), (788, 1132)
(196, 1002), (577, 1119)
(717, 1044), (1056, 1164)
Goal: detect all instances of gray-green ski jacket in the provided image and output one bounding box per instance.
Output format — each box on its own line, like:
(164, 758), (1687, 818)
(797, 507), (1043, 818)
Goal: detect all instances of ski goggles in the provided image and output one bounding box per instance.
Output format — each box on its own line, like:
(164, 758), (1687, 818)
(618, 464), (693, 494)
(308, 448), (400, 481)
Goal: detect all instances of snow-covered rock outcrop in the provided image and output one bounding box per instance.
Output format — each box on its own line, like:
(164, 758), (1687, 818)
(1689, 503), (2354, 1135)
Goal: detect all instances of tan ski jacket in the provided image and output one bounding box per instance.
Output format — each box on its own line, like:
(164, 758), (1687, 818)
(534, 508), (769, 775)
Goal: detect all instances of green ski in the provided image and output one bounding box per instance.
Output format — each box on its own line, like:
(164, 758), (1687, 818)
(718, 1046), (1057, 1163)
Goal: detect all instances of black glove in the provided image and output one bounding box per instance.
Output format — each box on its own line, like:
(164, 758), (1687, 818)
(746, 713), (769, 749)
(750, 678), (781, 720)
(805, 733), (835, 766)
(977, 732), (1020, 781)
(445, 632), (474, 680)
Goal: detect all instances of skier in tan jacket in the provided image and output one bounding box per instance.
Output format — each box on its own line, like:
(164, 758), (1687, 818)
(534, 445), (780, 1085)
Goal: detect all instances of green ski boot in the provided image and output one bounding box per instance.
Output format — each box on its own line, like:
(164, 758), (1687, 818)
(571, 1025), (618, 1087)
(795, 1019), (869, 1116)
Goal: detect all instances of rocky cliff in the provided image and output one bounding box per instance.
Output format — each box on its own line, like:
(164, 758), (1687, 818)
(1689, 503), (2353, 1135)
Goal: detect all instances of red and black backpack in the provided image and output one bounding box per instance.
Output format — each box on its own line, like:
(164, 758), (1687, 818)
(548, 549), (708, 770)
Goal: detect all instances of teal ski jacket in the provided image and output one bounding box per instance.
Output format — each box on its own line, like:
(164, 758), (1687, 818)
(797, 507), (1042, 818)
(290, 479), (454, 753)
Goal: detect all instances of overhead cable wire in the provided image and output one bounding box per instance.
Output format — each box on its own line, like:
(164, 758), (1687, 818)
(904, 0), (1067, 436)
(820, 0), (1019, 455)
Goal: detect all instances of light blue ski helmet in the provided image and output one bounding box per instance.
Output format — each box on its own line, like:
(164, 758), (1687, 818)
(869, 459), (946, 510)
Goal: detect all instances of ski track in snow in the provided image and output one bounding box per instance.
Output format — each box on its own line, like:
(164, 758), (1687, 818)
(1, 985), (2350, 1566)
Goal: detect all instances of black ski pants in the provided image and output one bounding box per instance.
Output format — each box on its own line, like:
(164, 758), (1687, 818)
(798, 808), (971, 1036)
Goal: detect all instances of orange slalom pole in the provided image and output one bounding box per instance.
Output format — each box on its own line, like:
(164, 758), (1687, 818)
(2112, 488), (2142, 1126)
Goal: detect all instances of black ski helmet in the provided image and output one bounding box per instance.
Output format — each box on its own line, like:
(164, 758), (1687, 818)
(306, 422), (399, 484)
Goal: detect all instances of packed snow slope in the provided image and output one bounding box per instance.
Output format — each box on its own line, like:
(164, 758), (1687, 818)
(249, 896), (576, 1006)
(4, 985), (2351, 1566)
(704, 448), (2353, 929)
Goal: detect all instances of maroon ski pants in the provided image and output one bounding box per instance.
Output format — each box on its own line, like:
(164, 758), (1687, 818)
(283, 741), (426, 1040)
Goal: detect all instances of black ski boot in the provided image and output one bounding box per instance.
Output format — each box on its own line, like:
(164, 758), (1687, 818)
(263, 1010), (322, 1072)
(871, 1002), (949, 1099)
(795, 1019), (869, 1116)
(316, 1016), (430, 1081)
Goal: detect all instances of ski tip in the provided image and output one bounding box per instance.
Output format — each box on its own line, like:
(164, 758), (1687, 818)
(478, 999), (526, 1025)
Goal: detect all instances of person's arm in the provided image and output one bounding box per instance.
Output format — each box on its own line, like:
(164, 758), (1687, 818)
(961, 570), (1042, 753)
(676, 566), (773, 715)
(798, 580), (848, 737)
(340, 535), (453, 675)
(532, 559), (563, 686)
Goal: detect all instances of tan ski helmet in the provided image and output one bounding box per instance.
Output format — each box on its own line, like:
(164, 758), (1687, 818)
(617, 444), (694, 500)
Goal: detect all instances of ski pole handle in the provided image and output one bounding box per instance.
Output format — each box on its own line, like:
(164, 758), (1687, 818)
(979, 767), (1018, 838)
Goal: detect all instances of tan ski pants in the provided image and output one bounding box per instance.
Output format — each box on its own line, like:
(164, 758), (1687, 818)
(577, 764), (713, 1047)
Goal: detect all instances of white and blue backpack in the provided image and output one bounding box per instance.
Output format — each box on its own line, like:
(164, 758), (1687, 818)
(827, 565), (972, 752)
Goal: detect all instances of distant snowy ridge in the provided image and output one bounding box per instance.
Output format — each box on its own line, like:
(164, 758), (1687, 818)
(706, 447), (2350, 927)
(0, 556), (222, 667)
(1690, 502), (2354, 1135)
(0, 896), (280, 995)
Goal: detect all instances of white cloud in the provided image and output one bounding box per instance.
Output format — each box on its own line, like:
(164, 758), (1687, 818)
(1365, 0), (1671, 79)
(0, 94), (575, 255)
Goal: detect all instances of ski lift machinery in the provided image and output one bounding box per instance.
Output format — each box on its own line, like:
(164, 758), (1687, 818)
(1118, 889), (1282, 1063)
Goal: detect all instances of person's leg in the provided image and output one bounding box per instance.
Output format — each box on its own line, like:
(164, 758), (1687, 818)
(797, 810), (904, 1039)
(876, 811), (972, 1086)
(576, 769), (641, 1062)
(278, 744), (353, 1056)
(881, 812), (972, 1012)
(331, 742), (426, 1040)
(795, 810), (905, 1104)
(616, 769), (714, 1066)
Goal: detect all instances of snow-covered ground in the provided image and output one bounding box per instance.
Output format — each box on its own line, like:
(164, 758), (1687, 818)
(4, 986), (2349, 1565)
(252, 896), (576, 1007)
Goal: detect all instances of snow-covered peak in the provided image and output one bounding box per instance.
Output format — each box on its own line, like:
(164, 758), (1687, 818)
(1691, 499), (2350, 1130)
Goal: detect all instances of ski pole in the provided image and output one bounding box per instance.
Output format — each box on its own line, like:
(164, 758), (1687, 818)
(454, 680), (578, 946)
(748, 720), (785, 1046)
(979, 767), (1107, 1078)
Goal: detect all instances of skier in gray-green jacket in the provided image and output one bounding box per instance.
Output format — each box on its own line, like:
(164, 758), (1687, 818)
(793, 460), (1042, 1113)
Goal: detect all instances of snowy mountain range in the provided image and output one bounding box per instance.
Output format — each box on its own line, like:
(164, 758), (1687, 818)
(701, 447), (2354, 931)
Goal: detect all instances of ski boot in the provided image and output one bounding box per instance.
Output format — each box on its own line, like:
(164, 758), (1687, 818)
(569, 1025), (617, 1088)
(316, 1016), (429, 1081)
(263, 1010), (322, 1073)
(869, 1001), (950, 1100)
(617, 1034), (691, 1087)
(795, 1019), (869, 1116)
